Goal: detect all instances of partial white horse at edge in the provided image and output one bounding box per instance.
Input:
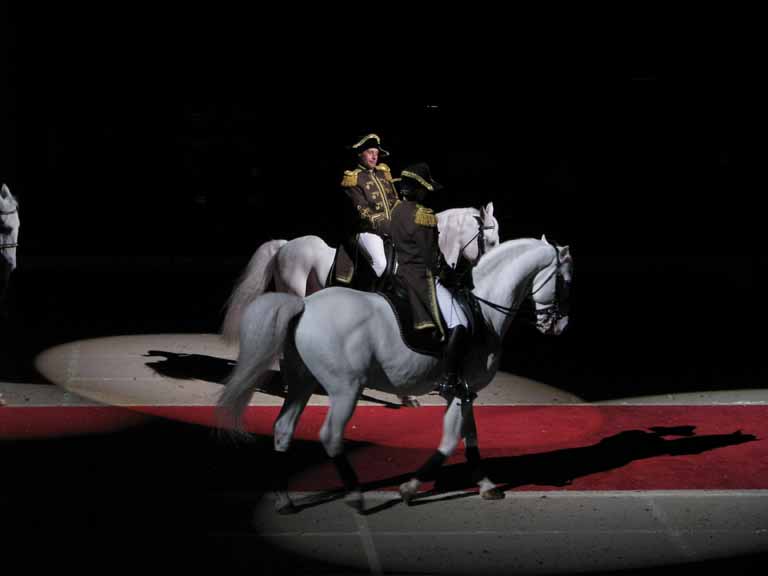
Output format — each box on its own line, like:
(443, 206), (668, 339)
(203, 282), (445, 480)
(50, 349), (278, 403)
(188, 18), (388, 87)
(221, 203), (499, 344)
(218, 236), (572, 513)
(0, 183), (20, 306)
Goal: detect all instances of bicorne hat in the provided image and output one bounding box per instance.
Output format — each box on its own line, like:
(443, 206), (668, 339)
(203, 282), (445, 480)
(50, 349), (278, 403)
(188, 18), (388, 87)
(348, 133), (390, 157)
(397, 162), (443, 193)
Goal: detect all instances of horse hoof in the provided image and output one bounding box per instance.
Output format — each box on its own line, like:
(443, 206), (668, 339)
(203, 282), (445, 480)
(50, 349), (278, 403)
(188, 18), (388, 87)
(345, 491), (364, 513)
(399, 479), (420, 505)
(400, 395), (421, 408)
(480, 487), (506, 500)
(276, 501), (299, 515)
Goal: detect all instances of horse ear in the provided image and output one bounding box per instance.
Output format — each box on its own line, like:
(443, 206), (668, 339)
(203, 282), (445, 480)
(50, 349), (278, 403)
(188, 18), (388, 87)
(541, 234), (548, 243)
(0, 183), (8, 198)
(485, 202), (494, 218)
(560, 245), (570, 258)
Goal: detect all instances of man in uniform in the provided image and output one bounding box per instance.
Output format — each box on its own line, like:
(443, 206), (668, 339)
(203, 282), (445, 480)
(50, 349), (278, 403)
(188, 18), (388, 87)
(331, 133), (400, 290)
(389, 163), (472, 401)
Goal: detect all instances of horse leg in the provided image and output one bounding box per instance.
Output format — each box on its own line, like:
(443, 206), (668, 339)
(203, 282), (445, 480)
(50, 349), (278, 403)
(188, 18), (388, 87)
(270, 366), (316, 514)
(462, 404), (505, 500)
(318, 389), (364, 512)
(398, 394), (421, 408)
(399, 396), (465, 504)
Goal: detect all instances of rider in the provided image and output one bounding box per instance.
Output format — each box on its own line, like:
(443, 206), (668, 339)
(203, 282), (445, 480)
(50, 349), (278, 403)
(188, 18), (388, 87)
(389, 163), (473, 401)
(330, 133), (400, 290)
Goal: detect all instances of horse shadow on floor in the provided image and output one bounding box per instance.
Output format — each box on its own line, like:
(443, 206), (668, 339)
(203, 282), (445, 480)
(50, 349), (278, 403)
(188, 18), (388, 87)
(257, 427), (760, 516)
(144, 350), (237, 384)
(363, 426), (759, 508)
(142, 350), (404, 408)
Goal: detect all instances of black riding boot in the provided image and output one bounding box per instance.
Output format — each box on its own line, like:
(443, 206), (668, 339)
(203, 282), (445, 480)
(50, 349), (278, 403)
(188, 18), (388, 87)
(436, 325), (475, 402)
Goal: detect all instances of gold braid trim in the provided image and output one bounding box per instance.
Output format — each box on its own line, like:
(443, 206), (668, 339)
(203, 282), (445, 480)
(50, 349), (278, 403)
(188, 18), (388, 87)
(341, 169), (360, 187)
(352, 133), (381, 149)
(414, 206), (437, 227)
(401, 170), (433, 191)
(376, 163), (393, 181)
(359, 206), (374, 221)
(426, 269), (446, 339)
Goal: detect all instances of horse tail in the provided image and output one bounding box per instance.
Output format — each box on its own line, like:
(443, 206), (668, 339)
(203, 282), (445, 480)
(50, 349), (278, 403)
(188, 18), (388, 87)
(221, 239), (288, 344)
(218, 292), (305, 432)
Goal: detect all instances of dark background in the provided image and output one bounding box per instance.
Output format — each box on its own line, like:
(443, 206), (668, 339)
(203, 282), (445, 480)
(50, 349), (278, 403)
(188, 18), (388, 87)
(2, 9), (764, 400)
(3, 7), (768, 576)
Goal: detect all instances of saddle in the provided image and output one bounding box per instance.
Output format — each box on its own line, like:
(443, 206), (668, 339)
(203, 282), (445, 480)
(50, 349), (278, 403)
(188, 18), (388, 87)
(377, 278), (485, 358)
(327, 237), (396, 292)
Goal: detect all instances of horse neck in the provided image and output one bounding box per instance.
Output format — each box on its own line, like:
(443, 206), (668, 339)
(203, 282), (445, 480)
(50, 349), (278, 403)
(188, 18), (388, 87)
(437, 208), (478, 237)
(436, 208), (480, 264)
(473, 240), (554, 337)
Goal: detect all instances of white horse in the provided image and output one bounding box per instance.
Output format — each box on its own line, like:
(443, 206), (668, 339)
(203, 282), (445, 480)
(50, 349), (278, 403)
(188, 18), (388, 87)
(0, 183), (20, 306)
(218, 236), (572, 513)
(221, 203), (499, 343)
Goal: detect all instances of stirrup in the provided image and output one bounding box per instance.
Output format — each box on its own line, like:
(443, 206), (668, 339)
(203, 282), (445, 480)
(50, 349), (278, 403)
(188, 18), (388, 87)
(436, 377), (476, 403)
(436, 378), (453, 400)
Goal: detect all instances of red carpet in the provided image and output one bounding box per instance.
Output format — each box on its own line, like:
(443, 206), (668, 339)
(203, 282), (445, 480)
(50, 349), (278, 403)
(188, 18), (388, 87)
(3, 404), (766, 491)
(0, 406), (150, 438)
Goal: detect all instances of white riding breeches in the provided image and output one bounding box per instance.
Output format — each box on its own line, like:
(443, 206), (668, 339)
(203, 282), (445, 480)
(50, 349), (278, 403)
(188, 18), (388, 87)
(435, 278), (469, 329)
(357, 232), (387, 277)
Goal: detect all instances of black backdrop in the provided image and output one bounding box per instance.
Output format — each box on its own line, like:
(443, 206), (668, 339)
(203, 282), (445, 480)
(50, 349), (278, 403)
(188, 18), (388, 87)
(3, 7), (764, 401)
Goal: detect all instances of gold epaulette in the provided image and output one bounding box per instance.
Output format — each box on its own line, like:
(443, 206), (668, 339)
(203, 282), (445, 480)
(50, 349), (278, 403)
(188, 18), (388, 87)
(375, 163), (393, 181)
(414, 205), (437, 227)
(341, 169), (361, 187)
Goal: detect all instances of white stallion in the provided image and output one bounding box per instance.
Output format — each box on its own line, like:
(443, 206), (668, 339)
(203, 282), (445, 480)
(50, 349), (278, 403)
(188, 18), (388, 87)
(218, 236), (572, 513)
(221, 203), (499, 343)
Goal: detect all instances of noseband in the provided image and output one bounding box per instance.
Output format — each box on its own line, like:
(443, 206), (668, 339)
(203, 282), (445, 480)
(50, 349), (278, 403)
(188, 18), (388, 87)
(0, 206), (19, 250)
(533, 245), (569, 333)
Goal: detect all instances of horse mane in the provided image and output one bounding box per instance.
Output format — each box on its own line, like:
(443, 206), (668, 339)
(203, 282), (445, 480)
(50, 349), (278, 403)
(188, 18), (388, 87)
(473, 238), (542, 283)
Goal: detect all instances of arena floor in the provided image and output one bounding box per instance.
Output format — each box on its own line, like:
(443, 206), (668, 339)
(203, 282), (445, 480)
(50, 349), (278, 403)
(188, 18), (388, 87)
(3, 332), (767, 575)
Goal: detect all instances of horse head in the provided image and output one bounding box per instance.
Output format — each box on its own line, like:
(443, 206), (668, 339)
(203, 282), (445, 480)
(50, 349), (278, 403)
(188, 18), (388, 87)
(473, 236), (573, 339)
(530, 235), (572, 336)
(477, 202), (500, 256)
(443, 204), (501, 267)
(0, 183), (20, 274)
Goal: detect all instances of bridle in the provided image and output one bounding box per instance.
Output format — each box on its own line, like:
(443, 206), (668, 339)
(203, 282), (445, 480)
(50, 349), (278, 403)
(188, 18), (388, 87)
(474, 242), (570, 334)
(531, 245), (570, 334)
(0, 206), (19, 250)
(459, 214), (495, 262)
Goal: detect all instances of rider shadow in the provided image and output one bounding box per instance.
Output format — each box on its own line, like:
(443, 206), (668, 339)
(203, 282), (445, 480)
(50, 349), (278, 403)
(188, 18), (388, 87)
(142, 350), (405, 408)
(373, 426), (758, 508)
(144, 350), (237, 384)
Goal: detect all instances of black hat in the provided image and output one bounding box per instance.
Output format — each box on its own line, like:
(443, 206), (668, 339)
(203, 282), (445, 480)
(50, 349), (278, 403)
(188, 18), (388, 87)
(348, 133), (390, 157)
(398, 162), (443, 193)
